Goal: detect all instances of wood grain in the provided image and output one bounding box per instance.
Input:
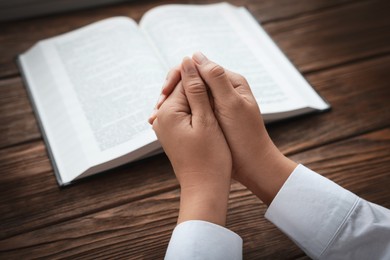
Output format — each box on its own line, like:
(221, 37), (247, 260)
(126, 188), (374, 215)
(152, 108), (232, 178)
(0, 1), (389, 259)
(0, 142), (178, 240)
(0, 77), (39, 149)
(263, 0), (390, 72)
(0, 54), (388, 240)
(270, 54), (390, 155)
(247, 0), (353, 22)
(0, 0), (375, 78)
(0, 128), (388, 259)
(290, 129), (390, 207)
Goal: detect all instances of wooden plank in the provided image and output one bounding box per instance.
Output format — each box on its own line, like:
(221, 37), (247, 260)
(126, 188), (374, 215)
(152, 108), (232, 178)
(0, 54), (388, 239)
(263, 0), (390, 72)
(240, 129), (390, 258)
(0, 1), (388, 259)
(0, 181), (304, 260)
(0, 0), (374, 78)
(0, 128), (389, 259)
(0, 141), (178, 240)
(0, 77), (39, 148)
(290, 129), (390, 207)
(247, 0), (353, 22)
(270, 54), (390, 155)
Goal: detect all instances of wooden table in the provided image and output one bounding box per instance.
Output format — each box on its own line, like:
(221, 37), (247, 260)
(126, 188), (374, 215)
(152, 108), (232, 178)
(0, 0), (389, 259)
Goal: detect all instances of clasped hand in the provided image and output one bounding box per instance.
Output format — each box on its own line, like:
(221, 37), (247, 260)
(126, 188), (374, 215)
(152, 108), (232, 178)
(149, 53), (297, 226)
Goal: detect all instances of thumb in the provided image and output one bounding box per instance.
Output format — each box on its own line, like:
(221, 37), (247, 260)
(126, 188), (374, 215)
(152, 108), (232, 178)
(192, 52), (236, 101)
(181, 57), (214, 126)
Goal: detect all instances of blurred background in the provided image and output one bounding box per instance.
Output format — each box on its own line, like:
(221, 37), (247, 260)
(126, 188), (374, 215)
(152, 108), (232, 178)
(0, 0), (134, 21)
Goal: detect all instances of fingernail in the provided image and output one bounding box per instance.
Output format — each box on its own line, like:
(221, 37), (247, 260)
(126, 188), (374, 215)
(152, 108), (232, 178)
(193, 52), (207, 65)
(156, 94), (166, 108)
(182, 57), (196, 73)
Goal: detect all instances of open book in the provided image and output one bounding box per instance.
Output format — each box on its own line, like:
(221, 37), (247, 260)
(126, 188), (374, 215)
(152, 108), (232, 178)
(19, 3), (330, 186)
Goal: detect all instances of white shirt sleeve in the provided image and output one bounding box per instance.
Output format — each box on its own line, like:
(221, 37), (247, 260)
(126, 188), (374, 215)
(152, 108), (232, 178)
(165, 220), (242, 260)
(265, 164), (390, 260)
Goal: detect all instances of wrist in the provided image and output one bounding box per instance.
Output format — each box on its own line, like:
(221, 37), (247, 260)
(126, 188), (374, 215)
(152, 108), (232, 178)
(236, 143), (297, 206)
(177, 183), (230, 226)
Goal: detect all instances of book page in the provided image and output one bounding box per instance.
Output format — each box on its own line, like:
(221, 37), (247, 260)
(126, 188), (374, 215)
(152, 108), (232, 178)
(140, 3), (327, 114)
(235, 8), (329, 112)
(20, 17), (165, 183)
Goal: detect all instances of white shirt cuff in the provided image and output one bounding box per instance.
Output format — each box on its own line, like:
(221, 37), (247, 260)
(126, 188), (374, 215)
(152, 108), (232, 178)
(265, 164), (359, 259)
(165, 220), (243, 260)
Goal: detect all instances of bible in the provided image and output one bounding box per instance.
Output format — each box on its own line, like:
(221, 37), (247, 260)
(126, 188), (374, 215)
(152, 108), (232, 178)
(19, 3), (330, 186)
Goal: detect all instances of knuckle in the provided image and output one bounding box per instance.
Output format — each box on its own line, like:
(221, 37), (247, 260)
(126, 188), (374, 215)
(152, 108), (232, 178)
(186, 80), (206, 95)
(171, 66), (180, 77)
(237, 74), (248, 85)
(165, 66), (180, 81)
(229, 71), (249, 88)
(207, 63), (226, 79)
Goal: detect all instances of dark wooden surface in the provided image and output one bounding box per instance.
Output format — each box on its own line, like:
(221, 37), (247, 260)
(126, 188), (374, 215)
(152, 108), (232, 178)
(0, 0), (389, 259)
